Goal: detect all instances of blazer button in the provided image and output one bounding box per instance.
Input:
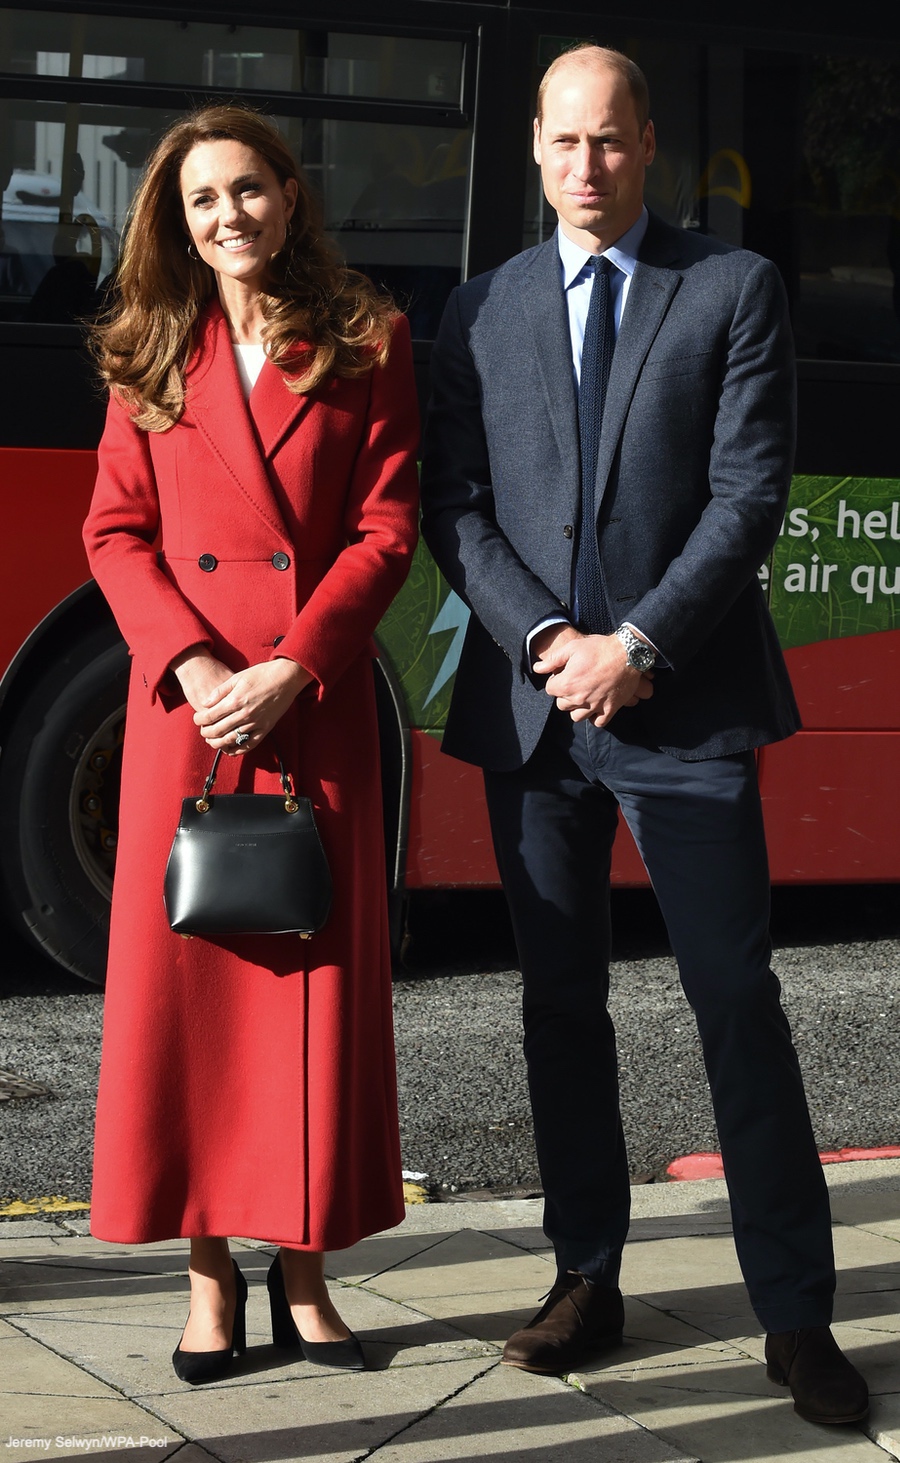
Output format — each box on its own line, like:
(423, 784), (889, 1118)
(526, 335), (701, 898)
(272, 552), (290, 571)
(273, 635), (285, 647)
(563, 524), (573, 539)
(198, 554), (217, 572)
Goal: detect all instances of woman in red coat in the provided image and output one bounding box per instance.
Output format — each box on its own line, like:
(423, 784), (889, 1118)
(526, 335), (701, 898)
(83, 105), (419, 1383)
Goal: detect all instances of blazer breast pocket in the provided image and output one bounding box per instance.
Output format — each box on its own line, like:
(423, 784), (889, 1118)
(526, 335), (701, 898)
(639, 349), (717, 383)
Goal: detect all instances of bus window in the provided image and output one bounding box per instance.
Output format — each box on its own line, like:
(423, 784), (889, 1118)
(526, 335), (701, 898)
(0, 12), (471, 334)
(291, 117), (471, 340)
(0, 9), (464, 106)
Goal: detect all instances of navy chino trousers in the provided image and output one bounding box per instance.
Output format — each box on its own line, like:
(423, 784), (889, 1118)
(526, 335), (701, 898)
(483, 708), (835, 1333)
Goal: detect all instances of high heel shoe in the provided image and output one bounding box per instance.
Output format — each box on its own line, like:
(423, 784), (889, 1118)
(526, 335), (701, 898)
(172, 1258), (248, 1384)
(266, 1252), (365, 1370)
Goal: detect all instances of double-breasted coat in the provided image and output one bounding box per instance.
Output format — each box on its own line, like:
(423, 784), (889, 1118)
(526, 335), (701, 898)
(84, 303), (419, 1247)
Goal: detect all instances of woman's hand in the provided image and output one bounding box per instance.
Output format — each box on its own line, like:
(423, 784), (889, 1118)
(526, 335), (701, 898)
(171, 647), (237, 717)
(192, 657), (314, 754)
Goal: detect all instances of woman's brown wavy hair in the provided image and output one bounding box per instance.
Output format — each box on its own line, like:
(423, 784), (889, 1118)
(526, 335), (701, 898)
(91, 104), (397, 431)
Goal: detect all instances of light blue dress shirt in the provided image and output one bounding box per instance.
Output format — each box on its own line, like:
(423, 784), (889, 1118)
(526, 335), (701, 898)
(558, 208), (649, 383)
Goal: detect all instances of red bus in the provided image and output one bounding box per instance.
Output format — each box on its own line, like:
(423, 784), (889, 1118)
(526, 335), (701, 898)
(1, 0), (898, 984)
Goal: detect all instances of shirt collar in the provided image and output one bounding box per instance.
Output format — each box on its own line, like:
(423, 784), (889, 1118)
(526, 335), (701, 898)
(558, 207), (649, 289)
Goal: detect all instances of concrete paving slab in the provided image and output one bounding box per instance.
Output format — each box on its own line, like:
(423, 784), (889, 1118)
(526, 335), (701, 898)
(621, 1234), (744, 1300)
(828, 1193), (900, 1230)
(832, 1225), (900, 1271)
(0, 1237), (187, 1266)
(140, 1355), (496, 1463)
(324, 1231), (459, 1284)
(2, 1334), (185, 1460)
(588, 1377), (885, 1462)
(2, 1325), (122, 1397)
(627, 1216), (735, 1242)
(866, 1393), (900, 1461)
(854, 1219), (900, 1243)
(15, 1285), (491, 1394)
(479, 1224), (549, 1256)
(163, 1449), (221, 1463)
(368, 1359), (696, 1462)
(837, 1289), (900, 1333)
(404, 1287), (546, 1345)
(0, 1261), (191, 1313)
(659, 1304), (766, 1346)
(581, 1348), (782, 1400)
(630, 1180), (731, 1218)
(370, 1229), (554, 1303)
(838, 1324), (900, 1397)
(623, 1297), (730, 1349)
(392, 1200), (544, 1235)
(593, 1342), (753, 1388)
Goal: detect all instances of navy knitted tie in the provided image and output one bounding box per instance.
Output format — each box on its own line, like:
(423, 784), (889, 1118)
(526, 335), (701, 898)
(575, 255), (616, 634)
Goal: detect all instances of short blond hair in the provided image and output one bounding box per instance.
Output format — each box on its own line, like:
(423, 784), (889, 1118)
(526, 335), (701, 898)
(536, 44), (650, 133)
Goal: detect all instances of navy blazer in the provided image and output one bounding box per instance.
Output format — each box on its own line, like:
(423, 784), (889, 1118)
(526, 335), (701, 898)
(421, 211), (801, 770)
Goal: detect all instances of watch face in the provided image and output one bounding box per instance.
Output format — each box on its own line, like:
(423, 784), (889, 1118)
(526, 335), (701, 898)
(629, 643), (655, 671)
(617, 627), (655, 670)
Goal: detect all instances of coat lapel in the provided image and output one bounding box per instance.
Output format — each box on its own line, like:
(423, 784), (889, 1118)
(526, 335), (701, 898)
(185, 304), (292, 543)
(248, 353), (313, 462)
(523, 241), (580, 519)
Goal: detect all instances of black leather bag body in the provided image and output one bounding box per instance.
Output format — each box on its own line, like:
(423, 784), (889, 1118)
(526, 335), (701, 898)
(164, 751), (332, 938)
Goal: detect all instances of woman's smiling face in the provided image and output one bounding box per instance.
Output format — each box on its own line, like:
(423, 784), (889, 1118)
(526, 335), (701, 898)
(180, 138), (298, 295)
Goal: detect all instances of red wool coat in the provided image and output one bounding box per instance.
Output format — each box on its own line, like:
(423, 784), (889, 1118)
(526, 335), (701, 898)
(84, 304), (419, 1247)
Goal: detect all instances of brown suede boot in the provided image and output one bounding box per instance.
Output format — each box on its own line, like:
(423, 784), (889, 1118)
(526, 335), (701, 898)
(502, 1271), (624, 1375)
(765, 1326), (869, 1424)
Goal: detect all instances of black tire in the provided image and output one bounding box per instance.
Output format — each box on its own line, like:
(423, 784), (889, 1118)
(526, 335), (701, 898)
(0, 632), (129, 985)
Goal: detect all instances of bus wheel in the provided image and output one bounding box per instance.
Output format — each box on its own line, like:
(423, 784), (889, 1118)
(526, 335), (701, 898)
(0, 635), (129, 985)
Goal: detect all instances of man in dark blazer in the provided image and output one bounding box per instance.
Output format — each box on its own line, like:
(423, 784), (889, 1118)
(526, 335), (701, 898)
(421, 44), (868, 1425)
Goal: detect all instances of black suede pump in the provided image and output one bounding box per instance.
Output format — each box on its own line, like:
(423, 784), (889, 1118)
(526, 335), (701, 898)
(267, 1252), (365, 1370)
(172, 1258), (248, 1384)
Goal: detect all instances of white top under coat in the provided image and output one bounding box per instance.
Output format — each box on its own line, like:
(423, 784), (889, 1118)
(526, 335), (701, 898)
(232, 342), (267, 398)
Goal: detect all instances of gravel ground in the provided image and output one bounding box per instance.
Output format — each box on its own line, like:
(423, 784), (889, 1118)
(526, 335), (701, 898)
(0, 885), (897, 1207)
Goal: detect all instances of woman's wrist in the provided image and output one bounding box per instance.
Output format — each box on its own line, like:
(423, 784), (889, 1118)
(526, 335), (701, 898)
(170, 643), (213, 676)
(273, 655), (313, 694)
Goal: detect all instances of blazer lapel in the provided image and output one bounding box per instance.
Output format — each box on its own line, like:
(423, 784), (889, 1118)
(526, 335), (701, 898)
(594, 258), (680, 504)
(185, 304), (291, 542)
(523, 241), (580, 519)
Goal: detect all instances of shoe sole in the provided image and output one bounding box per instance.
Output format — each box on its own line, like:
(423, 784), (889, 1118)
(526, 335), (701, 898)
(501, 1331), (624, 1375)
(793, 1402), (870, 1426)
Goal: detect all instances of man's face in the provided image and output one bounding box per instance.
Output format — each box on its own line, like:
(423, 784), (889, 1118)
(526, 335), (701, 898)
(533, 60), (655, 252)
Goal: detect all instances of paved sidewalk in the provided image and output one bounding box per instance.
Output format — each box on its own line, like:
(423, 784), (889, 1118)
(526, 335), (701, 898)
(1, 1160), (898, 1463)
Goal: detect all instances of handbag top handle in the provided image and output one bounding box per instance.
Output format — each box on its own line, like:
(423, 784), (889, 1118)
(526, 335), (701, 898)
(195, 749), (299, 815)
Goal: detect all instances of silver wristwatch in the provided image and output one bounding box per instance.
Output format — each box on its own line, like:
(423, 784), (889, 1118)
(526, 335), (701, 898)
(615, 624), (657, 672)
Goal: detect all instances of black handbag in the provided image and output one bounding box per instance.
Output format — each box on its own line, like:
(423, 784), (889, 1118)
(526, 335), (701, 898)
(163, 750), (332, 938)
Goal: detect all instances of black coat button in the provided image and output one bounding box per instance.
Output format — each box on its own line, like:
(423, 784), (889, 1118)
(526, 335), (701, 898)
(198, 553), (217, 571)
(563, 524), (573, 539)
(272, 552), (290, 571)
(273, 635), (285, 647)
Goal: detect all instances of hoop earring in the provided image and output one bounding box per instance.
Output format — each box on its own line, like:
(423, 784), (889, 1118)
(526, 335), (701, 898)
(187, 242), (199, 261)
